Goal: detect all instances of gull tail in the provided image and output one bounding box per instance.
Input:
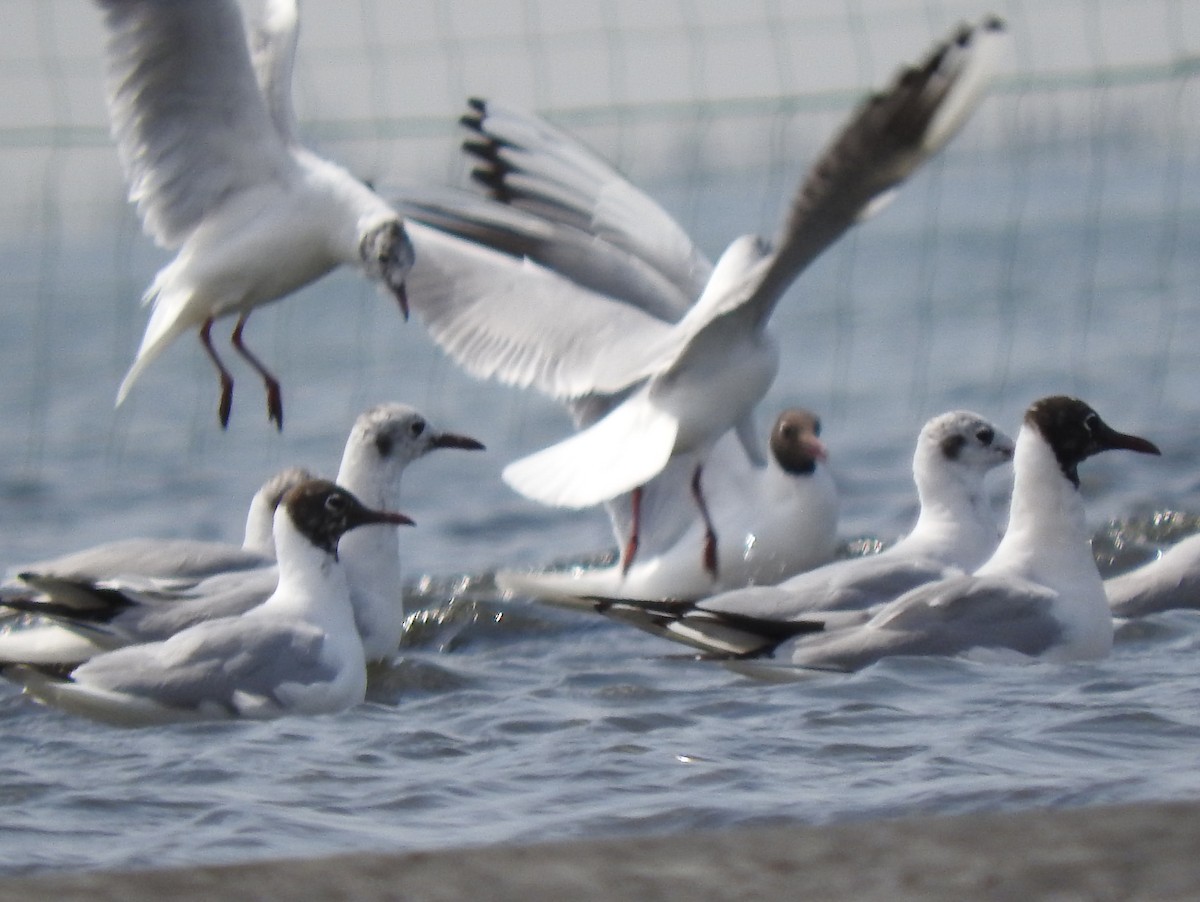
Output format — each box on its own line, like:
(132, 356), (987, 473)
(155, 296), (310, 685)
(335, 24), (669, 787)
(115, 276), (198, 406)
(502, 396), (677, 509)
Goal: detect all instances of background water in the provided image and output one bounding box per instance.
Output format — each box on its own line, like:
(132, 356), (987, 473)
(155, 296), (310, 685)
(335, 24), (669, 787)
(1, 0), (1200, 879)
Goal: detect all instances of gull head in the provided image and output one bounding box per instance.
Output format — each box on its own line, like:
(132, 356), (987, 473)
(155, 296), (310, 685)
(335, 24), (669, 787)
(922, 410), (1015, 475)
(340, 403), (486, 501)
(770, 408), (828, 475)
(359, 218), (415, 319)
(283, 479), (414, 561)
(1024, 396), (1161, 488)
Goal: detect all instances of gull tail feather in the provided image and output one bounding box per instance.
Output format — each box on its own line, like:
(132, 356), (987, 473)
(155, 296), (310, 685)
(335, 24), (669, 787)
(0, 620), (118, 667)
(116, 278), (200, 407)
(503, 397), (677, 509)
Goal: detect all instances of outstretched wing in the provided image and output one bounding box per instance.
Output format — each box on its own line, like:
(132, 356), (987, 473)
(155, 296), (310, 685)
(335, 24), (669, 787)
(460, 98), (713, 308)
(97, 0), (294, 248)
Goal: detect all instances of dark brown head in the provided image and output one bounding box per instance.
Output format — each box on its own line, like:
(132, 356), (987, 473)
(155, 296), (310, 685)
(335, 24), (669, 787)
(283, 479), (413, 558)
(1024, 396), (1161, 488)
(770, 409), (828, 475)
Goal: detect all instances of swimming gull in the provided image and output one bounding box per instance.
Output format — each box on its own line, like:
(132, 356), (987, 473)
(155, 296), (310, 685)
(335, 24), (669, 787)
(586, 410), (1015, 655)
(748, 396), (1160, 672)
(4, 479), (412, 726)
(0, 404), (483, 666)
(498, 408), (838, 602)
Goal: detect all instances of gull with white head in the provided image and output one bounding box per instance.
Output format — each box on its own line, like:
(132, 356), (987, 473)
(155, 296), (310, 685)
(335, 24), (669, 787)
(402, 17), (1006, 575)
(97, 0), (414, 429)
(0, 404), (483, 666)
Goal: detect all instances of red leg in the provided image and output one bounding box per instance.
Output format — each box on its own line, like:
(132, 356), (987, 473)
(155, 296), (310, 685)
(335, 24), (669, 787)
(231, 313), (283, 431)
(621, 486), (643, 575)
(199, 318), (234, 429)
(691, 465), (718, 577)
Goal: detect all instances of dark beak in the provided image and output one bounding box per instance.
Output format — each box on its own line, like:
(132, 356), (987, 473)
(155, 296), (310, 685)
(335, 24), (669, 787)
(432, 431), (486, 451)
(359, 507), (415, 529)
(1098, 425), (1161, 457)
(392, 282), (409, 321)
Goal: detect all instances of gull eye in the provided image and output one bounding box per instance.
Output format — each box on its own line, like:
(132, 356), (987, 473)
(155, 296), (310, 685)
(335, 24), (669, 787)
(1083, 412), (1099, 435)
(324, 492), (348, 515)
(976, 426), (994, 446)
(409, 418), (426, 438)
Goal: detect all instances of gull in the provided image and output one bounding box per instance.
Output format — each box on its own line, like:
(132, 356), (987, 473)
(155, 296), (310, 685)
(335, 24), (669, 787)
(0, 404), (483, 666)
(402, 17), (1005, 573)
(4, 479), (412, 726)
(1106, 533), (1200, 618)
(97, 0), (414, 429)
(744, 396), (1160, 672)
(1, 466), (310, 608)
(587, 410), (1014, 655)
(497, 408), (838, 603)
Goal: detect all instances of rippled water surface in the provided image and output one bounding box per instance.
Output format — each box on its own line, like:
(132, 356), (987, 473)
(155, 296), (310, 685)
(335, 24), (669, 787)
(1, 140), (1200, 876)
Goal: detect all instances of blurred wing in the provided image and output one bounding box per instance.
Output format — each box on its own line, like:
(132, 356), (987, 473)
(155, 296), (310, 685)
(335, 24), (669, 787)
(502, 392), (679, 508)
(395, 185), (694, 322)
(97, 0), (294, 248)
(461, 98), (713, 306)
(405, 221), (680, 399)
(249, 0), (300, 143)
(744, 16), (1006, 326)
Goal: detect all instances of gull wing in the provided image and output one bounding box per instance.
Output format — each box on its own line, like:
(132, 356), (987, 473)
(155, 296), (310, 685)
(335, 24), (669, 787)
(395, 185), (693, 321)
(97, 0), (294, 249)
(786, 573), (1062, 671)
(70, 618), (333, 711)
(741, 17), (1006, 330)
(249, 0), (300, 144)
(404, 221), (678, 399)
(461, 98), (713, 307)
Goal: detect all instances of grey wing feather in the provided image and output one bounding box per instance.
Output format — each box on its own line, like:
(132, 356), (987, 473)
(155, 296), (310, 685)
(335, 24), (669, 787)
(461, 98), (713, 306)
(97, 0), (293, 248)
(789, 574), (1062, 671)
(106, 568), (279, 643)
(404, 221), (679, 399)
(13, 538), (270, 587)
(745, 17), (1005, 327)
(72, 619), (333, 711)
(395, 185), (693, 322)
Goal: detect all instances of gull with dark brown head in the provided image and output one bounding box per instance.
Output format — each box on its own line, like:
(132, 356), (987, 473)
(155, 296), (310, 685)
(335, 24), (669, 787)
(498, 407), (838, 603)
(0, 404), (483, 667)
(750, 397), (1160, 673)
(4, 480), (413, 726)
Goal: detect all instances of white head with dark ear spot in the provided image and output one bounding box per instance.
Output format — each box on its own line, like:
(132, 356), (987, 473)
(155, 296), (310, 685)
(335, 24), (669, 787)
(770, 408), (828, 475)
(359, 218), (415, 318)
(357, 403), (485, 468)
(917, 410), (1014, 477)
(337, 403), (485, 509)
(1024, 395), (1161, 488)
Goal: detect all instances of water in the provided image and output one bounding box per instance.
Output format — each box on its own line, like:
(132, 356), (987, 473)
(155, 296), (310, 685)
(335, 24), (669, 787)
(1, 139), (1200, 877)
